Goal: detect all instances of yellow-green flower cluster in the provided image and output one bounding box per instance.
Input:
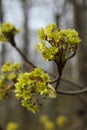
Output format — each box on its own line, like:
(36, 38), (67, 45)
(1, 62), (21, 80)
(36, 23), (81, 63)
(0, 62), (21, 99)
(15, 68), (51, 113)
(0, 22), (19, 43)
(40, 115), (55, 130)
(40, 114), (69, 130)
(6, 122), (19, 130)
(56, 115), (69, 127)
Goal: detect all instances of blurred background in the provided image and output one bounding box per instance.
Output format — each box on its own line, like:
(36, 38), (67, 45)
(0, 0), (87, 130)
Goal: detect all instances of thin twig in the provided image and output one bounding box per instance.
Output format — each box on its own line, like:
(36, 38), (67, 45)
(49, 75), (59, 84)
(66, 52), (76, 60)
(15, 45), (36, 68)
(57, 87), (87, 95)
(55, 74), (61, 90)
(10, 37), (36, 69)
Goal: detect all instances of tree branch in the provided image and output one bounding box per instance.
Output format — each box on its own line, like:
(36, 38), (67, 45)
(10, 37), (36, 69)
(57, 87), (87, 95)
(66, 52), (76, 60)
(49, 75), (59, 84)
(14, 45), (36, 68)
(9, 37), (87, 96)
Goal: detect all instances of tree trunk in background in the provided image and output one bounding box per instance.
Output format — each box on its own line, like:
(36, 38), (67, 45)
(0, 0), (6, 66)
(22, 0), (30, 69)
(0, 0), (3, 22)
(71, 0), (87, 129)
(20, 1), (31, 129)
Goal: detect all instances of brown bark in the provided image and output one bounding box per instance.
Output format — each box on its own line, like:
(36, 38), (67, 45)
(71, 0), (87, 129)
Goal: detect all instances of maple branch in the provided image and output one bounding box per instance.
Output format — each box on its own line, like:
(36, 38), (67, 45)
(9, 37), (87, 96)
(57, 87), (87, 95)
(10, 37), (36, 69)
